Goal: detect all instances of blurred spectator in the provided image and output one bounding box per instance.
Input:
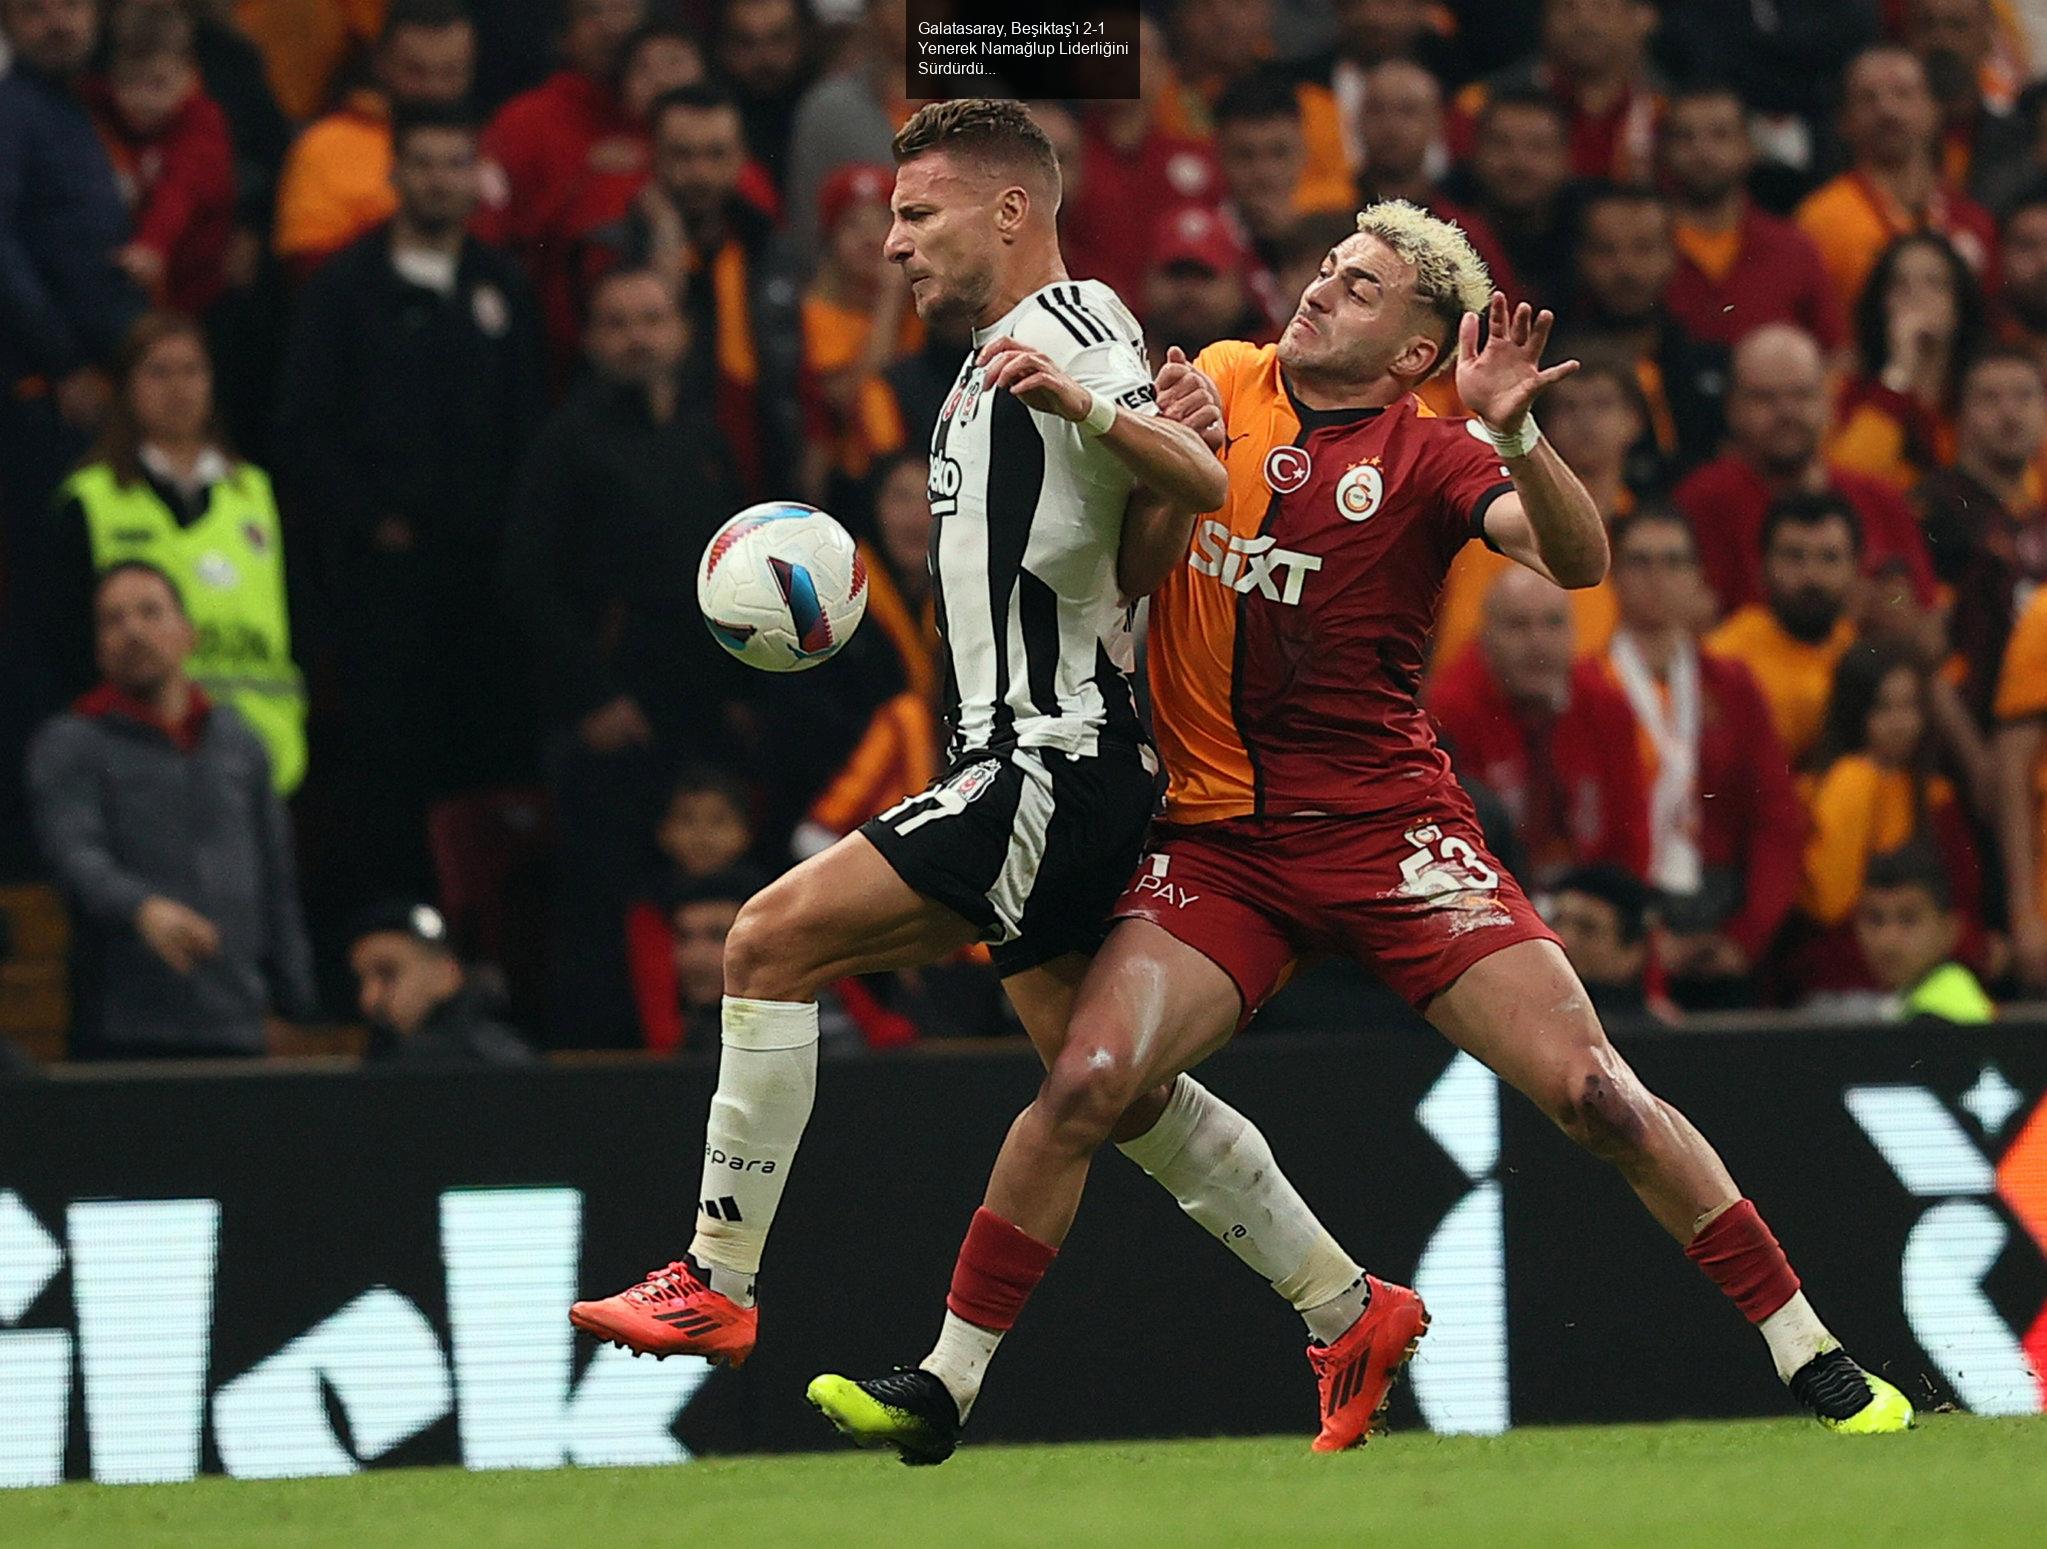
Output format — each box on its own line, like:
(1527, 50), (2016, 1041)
(1658, 83), (1847, 352)
(633, 863), (918, 1053)
(1704, 491), (1863, 764)
(1561, 184), (1727, 484)
(1427, 566), (1651, 887)
(1434, 356), (1637, 667)
(1656, 0), (1876, 160)
(476, 1), (689, 369)
(655, 764), (755, 881)
(1794, 46), (1995, 314)
(1351, 57), (1443, 208)
(1142, 205), (1260, 361)
(1995, 583), (2047, 988)
(1904, 0), (2028, 205)
(1302, 0), (1460, 176)
(87, 2), (235, 315)
(1214, 69), (1324, 261)
(713, 0), (814, 190)
(1826, 232), (1988, 490)
(27, 562), (313, 1059)
(1673, 324), (1936, 614)
(589, 83), (800, 499)
(1447, 86), (1574, 306)
(1159, 0), (1350, 212)
(233, 0), (384, 122)
(1995, 190), (2047, 371)
(272, 0), (474, 275)
(800, 162), (919, 494)
(1915, 346), (2047, 721)
(782, 0), (908, 265)
(856, 450), (939, 699)
(46, 313), (307, 791)
(0, 0), (145, 541)
(875, 310), (974, 455)
(1854, 842), (1995, 1024)
(501, 266), (750, 1047)
(1604, 507), (1804, 1008)
(1544, 863), (1667, 1028)
(1795, 638), (1985, 998)
(1448, 0), (1662, 183)
(348, 898), (535, 1065)
(276, 104), (546, 899)
(1063, 15), (1223, 307)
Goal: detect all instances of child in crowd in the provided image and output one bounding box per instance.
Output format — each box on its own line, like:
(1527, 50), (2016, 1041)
(1854, 845), (1995, 1025)
(654, 765), (756, 883)
(90, 4), (236, 315)
(1794, 639), (1984, 1003)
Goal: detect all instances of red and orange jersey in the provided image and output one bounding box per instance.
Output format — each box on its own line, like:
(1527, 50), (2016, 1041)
(1148, 341), (1515, 825)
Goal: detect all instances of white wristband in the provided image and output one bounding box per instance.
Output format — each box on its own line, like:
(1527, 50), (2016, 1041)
(1484, 414), (1540, 459)
(1079, 389), (1117, 436)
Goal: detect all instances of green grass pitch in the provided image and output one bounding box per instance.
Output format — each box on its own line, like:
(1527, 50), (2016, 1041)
(7, 1416), (2045, 1549)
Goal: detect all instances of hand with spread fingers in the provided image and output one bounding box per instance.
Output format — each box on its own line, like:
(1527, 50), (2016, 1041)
(977, 334), (1093, 421)
(1455, 290), (1580, 439)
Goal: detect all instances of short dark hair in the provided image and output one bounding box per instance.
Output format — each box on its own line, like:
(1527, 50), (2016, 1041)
(669, 763), (753, 814)
(1761, 490), (1864, 557)
(391, 101), (480, 155)
(1664, 80), (1749, 117)
(1959, 343), (2046, 394)
(649, 81), (740, 134)
(1862, 841), (1954, 913)
(1475, 85), (1569, 138)
(1609, 503), (1697, 558)
(1577, 181), (1671, 232)
(892, 97), (1061, 193)
(381, 0), (473, 46)
(620, 19), (704, 74)
(2000, 180), (2047, 235)
(1212, 68), (1302, 130)
(108, 3), (195, 66)
(94, 559), (188, 617)
(1553, 864), (1652, 945)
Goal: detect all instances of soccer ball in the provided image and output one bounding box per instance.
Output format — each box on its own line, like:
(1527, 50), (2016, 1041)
(697, 501), (868, 672)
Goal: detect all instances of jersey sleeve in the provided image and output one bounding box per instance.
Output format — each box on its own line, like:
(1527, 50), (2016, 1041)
(1997, 589), (2047, 723)
(1066, 338), (1160, 419)
(1428, 419), (1517, 556)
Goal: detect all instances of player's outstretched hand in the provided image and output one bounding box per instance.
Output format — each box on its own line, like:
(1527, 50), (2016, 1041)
(1155, 346), (1225, 451)
(978, 334), (1091, 421)
(1455, 291), (1579, 436)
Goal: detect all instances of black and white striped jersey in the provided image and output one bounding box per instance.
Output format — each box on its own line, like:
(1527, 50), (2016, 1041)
(925, 278), (1159, 763)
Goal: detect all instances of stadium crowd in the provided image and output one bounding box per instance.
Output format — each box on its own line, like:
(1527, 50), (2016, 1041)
(5, 0), (2047, 1062)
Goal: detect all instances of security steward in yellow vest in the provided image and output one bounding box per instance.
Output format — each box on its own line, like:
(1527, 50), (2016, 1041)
(48, 448), (307, 794)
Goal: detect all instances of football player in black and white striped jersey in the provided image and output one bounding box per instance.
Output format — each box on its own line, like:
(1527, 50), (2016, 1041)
(572, 103), (1373, 1413)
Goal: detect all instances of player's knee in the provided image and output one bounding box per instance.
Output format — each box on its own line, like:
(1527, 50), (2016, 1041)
(1548, 1047), (1654, 1163)
(1039, 1044), (1143, 1154)
(721, 888), (817, 1002)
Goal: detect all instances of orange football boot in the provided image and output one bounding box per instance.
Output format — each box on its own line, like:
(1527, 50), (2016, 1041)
(1306, 1276), (1429, 1452)
(568, 1260), (758, 1366)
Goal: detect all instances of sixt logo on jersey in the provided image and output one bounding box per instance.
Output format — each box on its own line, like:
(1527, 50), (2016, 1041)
(1187, 519), (1323, 605)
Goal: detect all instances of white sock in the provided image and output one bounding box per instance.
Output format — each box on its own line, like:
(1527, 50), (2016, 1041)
(1759, 1291), (1839, 1383)
(1301, 1272), (1374, 1346)
(919, 1311), (1003, 1423)
(1118, 1075), (1366, 1335)
(687, 996), (819, 1304)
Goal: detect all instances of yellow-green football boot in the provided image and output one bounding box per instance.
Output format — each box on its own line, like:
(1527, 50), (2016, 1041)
(807, 1369), (962, 1465)
(1790, 1348), (1915, 1434)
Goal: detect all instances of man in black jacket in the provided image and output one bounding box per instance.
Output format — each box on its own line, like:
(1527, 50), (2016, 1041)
(276, 104), (547, 905)
(347, 900), (533, 1067)
(502, 264), (751, 1048)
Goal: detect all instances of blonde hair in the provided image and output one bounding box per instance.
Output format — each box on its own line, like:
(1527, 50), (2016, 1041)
(1352, 199), (1493, 376)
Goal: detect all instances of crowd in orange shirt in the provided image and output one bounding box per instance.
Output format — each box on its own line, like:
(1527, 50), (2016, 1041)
(12, 0), (2047, 1052)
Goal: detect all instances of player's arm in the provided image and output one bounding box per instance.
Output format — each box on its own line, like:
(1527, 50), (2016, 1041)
(978, 333), (1229, 516)
(1117, 348), (1225, 599)
(1454, 293), (1608, 590)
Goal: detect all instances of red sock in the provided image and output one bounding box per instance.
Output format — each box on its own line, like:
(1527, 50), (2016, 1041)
(946, 1207), (1057, 1331)
(1683, 1198), (1801, 1323)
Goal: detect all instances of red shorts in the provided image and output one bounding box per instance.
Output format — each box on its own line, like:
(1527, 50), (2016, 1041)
(1109, 787), (1558, 1023)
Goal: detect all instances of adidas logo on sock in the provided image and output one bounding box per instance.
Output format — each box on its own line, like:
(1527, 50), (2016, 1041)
(699, 1195), (745, 1222)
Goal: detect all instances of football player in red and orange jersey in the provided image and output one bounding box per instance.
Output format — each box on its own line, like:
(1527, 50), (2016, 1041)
(811, 201), (1911, 1462)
